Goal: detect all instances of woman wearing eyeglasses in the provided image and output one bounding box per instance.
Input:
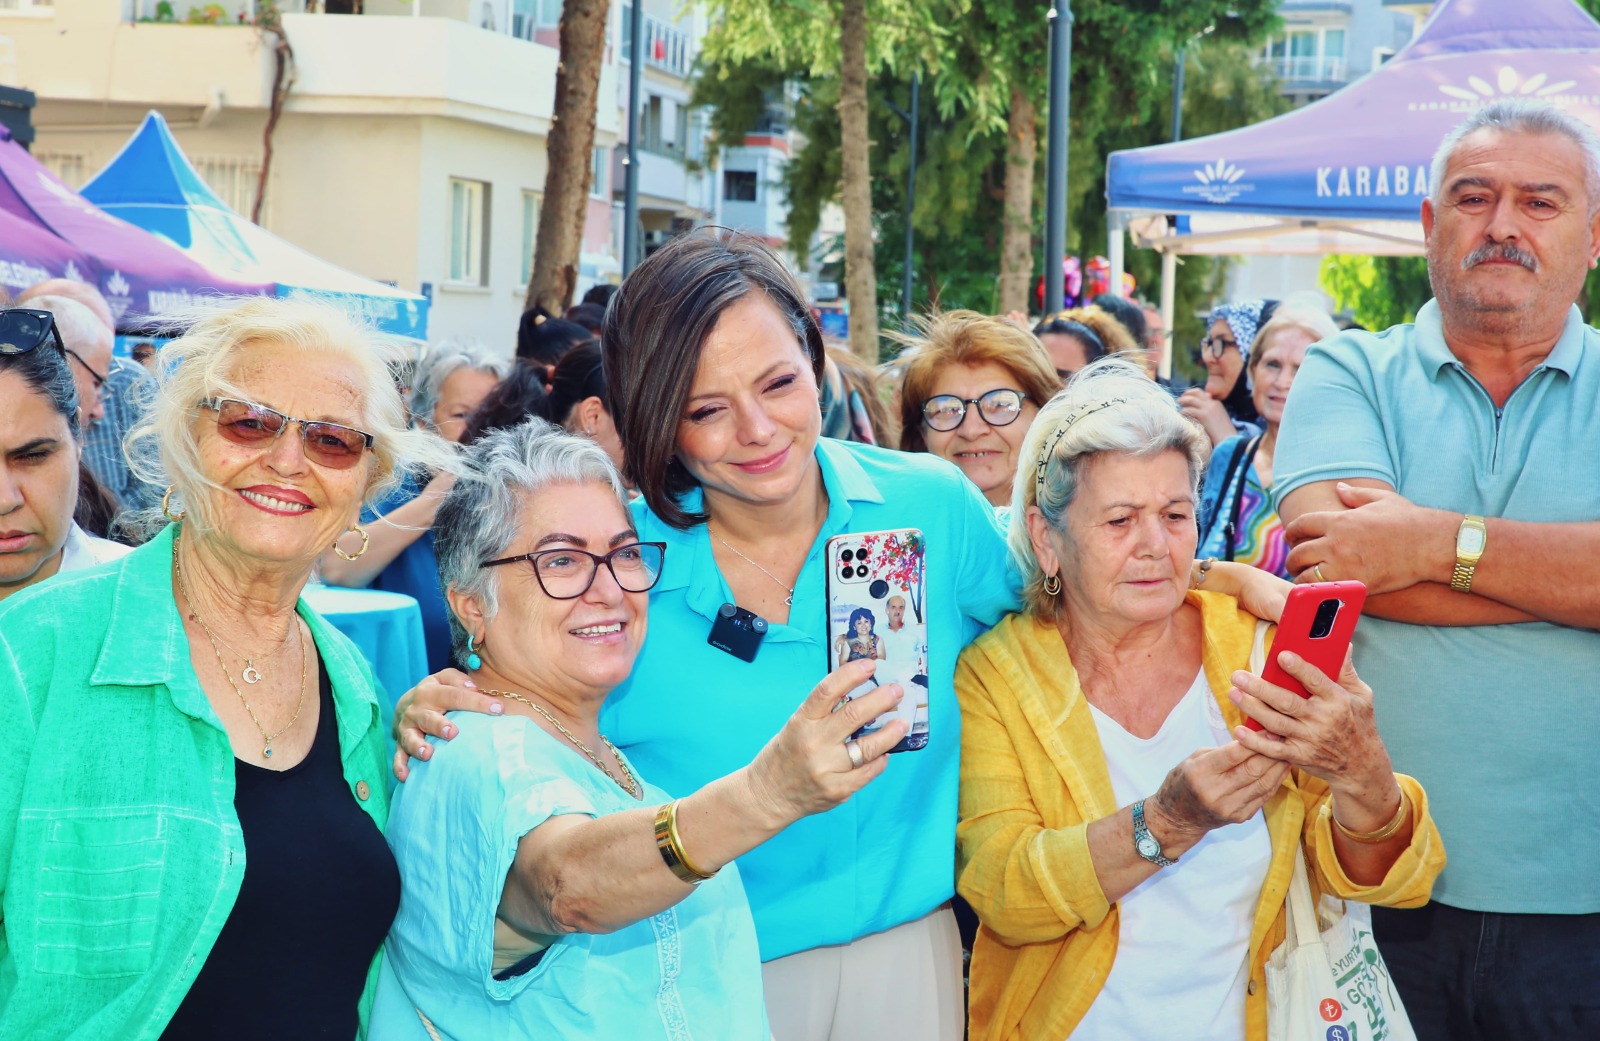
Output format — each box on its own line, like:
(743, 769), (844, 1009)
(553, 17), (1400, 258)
(1177, 300), (1279, 448)
(371, 419), (901, 1039)
(0, 297), (454, 1041)
(0, 306), (129, 605)
(896, 310), (1063, 509)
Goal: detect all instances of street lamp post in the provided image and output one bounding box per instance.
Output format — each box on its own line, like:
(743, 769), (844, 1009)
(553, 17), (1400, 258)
(1042, 1), (1073, 315)
(622, 0), (645, 275)
(902, 73), (919, 321)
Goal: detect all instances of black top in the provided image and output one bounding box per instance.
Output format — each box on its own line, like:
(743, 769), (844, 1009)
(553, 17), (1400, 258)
(162, 662), (400, 1041)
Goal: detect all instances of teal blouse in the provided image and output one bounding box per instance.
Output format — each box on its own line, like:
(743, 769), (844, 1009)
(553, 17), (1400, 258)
(372, 714), (769, 1040)
(0, 524), (392, 1041)
(604, 439), (1020, 961)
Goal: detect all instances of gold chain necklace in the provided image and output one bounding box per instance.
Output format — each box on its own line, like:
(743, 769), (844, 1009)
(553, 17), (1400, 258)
(480, 687), (640, 798)
(710, 530), (795, 606)
(170, 537), (292, 684)
(174, 535), (308, 759)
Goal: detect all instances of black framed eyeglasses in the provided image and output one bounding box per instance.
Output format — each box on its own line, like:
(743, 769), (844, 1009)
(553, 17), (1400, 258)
(199, 396), (375, 470)
(921, 388), (1028, 432)
(0, 307), (66, 358)
(482, 542), (668, 600)
(1199, 335), (1238, 361)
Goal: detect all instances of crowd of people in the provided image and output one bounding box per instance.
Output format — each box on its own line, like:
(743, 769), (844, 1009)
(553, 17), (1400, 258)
(0, 97), (1595, 1041)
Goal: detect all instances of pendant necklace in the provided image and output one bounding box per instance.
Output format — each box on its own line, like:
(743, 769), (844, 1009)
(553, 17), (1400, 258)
(711, 530), (796, 607)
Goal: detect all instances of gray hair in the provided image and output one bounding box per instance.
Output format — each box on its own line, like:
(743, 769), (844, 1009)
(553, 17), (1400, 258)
(1431, 99), (1600, 215)
(27, 294), (112, 361)
(1008, 355), (1210, 617)
(407, 340), (511, 430)
(434, 417), (628, 663)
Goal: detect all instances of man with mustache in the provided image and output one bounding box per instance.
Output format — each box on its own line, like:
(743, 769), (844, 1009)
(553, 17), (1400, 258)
(1273, 99), (1600, 1041)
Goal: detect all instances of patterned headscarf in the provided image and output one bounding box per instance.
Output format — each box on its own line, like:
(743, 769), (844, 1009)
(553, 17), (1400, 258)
(1207, 299), (1272, 366)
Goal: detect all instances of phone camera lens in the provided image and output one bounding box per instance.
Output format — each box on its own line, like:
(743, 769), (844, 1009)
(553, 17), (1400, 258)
(840, 566), (853, 580)
(840, 549), (856, 562)
(855, 565), (868, 578)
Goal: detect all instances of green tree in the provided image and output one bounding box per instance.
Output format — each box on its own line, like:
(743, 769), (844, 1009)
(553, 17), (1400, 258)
(1319, 256), (1432, 330)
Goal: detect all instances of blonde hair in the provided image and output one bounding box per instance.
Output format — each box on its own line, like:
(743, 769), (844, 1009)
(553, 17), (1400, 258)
(1247, 304), (1340, 376)
(1042, 305), (1140, 356)
(893, 310), (1061, 454)
(124, 297), (456, 539)
(1008, 356), (1210, 617)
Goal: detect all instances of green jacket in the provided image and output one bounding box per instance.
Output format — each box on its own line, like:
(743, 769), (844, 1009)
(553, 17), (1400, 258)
(0, 524), (393, 1040)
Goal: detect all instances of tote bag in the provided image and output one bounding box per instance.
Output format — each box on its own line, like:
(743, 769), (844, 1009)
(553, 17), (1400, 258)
(1247, 620), (1418, 1041)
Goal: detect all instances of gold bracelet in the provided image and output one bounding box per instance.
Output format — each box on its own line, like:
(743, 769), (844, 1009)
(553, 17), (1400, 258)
(653, 800), (717, 885)
(1332, 789), (1410, 844)
(1192, 557), (1217, 588)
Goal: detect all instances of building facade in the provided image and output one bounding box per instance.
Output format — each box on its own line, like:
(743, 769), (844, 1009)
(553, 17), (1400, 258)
(0, 0), (723, 347)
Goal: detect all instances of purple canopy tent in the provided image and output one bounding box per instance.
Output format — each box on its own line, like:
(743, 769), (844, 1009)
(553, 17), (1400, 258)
(1103, 0), (1600, 370)
(0, 127), (269, 329)
(0, 207), (99, 298)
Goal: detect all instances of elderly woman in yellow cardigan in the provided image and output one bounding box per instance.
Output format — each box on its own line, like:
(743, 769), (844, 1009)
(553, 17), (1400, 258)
(955, 358), (1444, 1041)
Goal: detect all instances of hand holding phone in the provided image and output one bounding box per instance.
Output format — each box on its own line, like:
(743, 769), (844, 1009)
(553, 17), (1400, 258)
(1243, 581), (1366, 733)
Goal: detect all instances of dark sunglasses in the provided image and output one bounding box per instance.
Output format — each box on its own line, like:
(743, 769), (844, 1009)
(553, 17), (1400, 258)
(200, 397), (375, 470)
(0, 307), (67, 358)
(482, 542), (668, 600)
(921, 388), (1028, 432)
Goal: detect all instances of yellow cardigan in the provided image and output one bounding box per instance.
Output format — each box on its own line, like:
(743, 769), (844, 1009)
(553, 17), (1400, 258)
(955, 591), (1445, 1041)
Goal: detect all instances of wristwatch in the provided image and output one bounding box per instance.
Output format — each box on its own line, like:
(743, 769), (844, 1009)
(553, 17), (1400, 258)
(1451, 515), (1487, 593)
(1131, 799), (1175, 868)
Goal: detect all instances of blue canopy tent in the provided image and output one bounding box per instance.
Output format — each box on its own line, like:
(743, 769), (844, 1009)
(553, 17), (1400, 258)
(81, 112), (429, 341)
(1102, 0), (1600, 372)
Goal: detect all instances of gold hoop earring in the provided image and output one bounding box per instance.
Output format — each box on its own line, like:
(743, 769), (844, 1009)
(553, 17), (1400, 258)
(161, 486), (185, 522)
(1043, 573), (1062, 596)
(334, 526), (370, 561)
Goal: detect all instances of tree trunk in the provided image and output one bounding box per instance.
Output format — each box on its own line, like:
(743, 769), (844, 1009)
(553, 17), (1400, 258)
(526, 0), (612, 315)
(998, 82), (1036, 316)
(837, 0), (879, 362)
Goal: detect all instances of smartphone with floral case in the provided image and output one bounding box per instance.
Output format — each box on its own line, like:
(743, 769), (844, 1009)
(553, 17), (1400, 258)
(824, 528), (929, 752)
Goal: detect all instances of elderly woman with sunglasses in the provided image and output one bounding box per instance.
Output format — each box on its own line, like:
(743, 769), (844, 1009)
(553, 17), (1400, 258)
(896, 310), (1063, 509)
(0, 306), (129, 604)
(0, 298), (452, 1041)
(371, 419), (901, 1039)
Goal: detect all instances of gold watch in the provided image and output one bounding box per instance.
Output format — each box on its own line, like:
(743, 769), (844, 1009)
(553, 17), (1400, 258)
(1451, 515), (1487, 593)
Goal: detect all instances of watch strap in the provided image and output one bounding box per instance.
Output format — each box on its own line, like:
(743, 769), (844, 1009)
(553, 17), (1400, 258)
(1131, 799), (1176, 868)
(1449, 561), (1476, 593)
(1451, 515), (1487, 593)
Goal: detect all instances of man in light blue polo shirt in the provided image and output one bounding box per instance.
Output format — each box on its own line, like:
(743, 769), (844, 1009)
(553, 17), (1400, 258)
(1275, 99), (1600, 1041)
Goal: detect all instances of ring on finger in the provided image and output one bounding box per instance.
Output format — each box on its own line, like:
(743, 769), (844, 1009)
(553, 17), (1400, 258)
(1313, 563), (1328, 583)
(845, 738), (865, 769)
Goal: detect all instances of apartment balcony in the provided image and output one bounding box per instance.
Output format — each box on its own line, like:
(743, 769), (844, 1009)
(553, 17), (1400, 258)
(614, 145), (694, 211)
(1, 9), (596, 135)
(1263, 55), (1349, 88)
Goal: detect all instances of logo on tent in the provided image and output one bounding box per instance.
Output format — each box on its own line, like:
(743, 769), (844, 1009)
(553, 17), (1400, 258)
(1184, 159), (1253, 204)
(64, 260), (84, 283)
(1411, 67), (1593, 111)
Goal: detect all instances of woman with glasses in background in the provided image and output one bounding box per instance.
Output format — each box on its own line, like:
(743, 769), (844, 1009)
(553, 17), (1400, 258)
(0, 297), (452, 1041)
(897, 310), (1063, 509)
(1178, 300), (1279, 447)
(0, 306), (128, 604)
(372, 419), (904, 1039)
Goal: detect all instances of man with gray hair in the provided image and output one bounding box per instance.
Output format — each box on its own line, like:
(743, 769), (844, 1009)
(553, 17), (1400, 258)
(1275, 99), (1600, 1038)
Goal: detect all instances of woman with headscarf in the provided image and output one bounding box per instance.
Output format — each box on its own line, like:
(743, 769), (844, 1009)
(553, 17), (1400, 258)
(1177, 299), (1278, 447)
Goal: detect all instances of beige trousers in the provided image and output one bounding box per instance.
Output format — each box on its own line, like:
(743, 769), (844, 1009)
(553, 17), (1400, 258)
(760, 903), (963, 1041)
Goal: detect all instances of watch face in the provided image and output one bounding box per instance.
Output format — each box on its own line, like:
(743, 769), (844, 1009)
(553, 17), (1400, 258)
(1459, 528), (1486, 555)
(1137, 835), (1160, 858)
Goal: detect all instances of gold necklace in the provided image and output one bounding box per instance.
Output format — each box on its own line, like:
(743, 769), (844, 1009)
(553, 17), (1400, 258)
(174, 535), (308, 759)
(710, 530), (796, 606)
(480, 687), (641, 798)
(170, 537), (292, 684)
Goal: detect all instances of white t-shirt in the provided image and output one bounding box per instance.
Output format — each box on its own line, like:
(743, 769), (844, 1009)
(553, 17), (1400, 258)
(1072, 669), (1273, 1040)
(58, 522), (131, 574)
(878, 623), (925, 688)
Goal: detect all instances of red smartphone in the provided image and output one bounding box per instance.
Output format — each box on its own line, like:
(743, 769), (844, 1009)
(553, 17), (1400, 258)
(1244, 580), (1367, 733)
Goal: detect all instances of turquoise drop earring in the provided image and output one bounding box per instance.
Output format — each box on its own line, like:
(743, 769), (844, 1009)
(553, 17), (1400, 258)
(466, 634), (482, 671)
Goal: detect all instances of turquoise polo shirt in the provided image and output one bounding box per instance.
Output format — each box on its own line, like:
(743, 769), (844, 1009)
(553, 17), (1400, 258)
(1274, 300), (1600, 914)
(603, 438), (1020, 961)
